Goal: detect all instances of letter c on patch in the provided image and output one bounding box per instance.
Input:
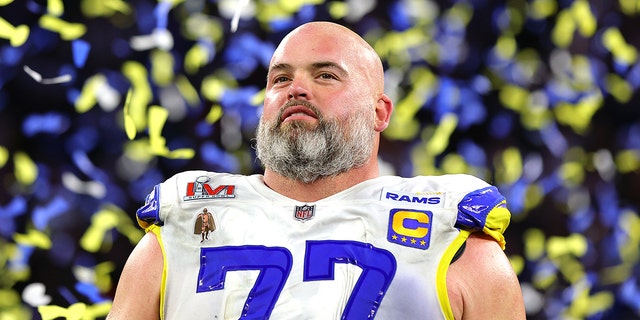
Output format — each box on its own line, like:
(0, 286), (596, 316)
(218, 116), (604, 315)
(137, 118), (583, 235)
(392, 210), (430, 238)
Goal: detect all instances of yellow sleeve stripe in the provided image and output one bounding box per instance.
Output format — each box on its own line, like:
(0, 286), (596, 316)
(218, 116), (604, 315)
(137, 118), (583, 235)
(146, 225), (167, 320)
(436, 229), (472, 320)
(483, 201), (511, 250)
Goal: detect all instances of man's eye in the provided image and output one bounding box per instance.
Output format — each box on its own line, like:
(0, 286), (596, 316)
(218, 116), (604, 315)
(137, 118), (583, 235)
(273, 76), (290, 83)
(319, 73), (336, 80)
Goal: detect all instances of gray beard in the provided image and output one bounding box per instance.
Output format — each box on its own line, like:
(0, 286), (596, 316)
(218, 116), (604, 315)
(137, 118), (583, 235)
(255, 104), (375, 183)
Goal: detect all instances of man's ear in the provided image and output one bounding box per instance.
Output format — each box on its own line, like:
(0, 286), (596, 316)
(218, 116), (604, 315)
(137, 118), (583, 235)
(374, 93), (393, 132)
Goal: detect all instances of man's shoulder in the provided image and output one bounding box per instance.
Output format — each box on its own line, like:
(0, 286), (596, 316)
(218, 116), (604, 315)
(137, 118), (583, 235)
(447, 233), (525, 319)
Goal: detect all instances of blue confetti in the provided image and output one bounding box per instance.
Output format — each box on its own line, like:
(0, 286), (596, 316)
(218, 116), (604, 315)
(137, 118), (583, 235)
(598, 233), (622, 265)
(470, 75), (491, 94)
(625, 61), (640, 88)
(25, 0), (45, 14)
(295, 4), (317, 24)
(457, 88), (486, 129)
(620, 278), (640, 312)
(620, 124), (640, 149)
(613, 58), (631, 75)
(129, 169), (165, 202)
(539, 122), (568, 157)
(0, 2), (638, 318)
(22, 112), (70, 137)
(458, 139), (487, 167)
(200, 141), (240, 173)
(8, 245), (35, 270)
(488, 112), (514, 138)
(269, 18), (297, 33)
(0, 197), (28, 237)
(135, 1), (157, 33)
(388, 1), (412, 31)
(589, 56), (609, 90)
(75, 282), (108, 303)
(66, 88), (80, 105)
(154, 1), (172, 30)
(433, 77), (458, 121)
(502, 179), (528, 214)
(195, 120), (215, 138)
(32, 196), (70, 231)
(58, 286), (78, 305)
(595, 182), (619, 228)
(0, 46), (24, 67)
(538, 172), (562, 194)
(223, 33), (274, 79)
(29, 26), (59, 52)
(220, 86), (262, 130)
(72, 39), (91, 68)
(567, 207), (595, 233)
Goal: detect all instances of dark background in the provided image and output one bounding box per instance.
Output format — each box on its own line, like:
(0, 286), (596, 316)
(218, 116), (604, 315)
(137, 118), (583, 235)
(1, 0), (639, 319)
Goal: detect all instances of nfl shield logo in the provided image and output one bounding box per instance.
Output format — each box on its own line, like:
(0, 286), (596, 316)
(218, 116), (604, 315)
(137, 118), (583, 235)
(294, 205), (315, 222)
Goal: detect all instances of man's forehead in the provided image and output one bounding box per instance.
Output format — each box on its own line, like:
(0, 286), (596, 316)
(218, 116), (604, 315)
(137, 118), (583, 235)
(273, 26), (354, 55)
(269, 41), (351, 70)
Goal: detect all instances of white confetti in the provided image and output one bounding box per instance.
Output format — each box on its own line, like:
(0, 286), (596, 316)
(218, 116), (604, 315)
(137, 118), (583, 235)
(130, 28), (174, 51)
(61, 172), (107, 199)
(22, 283), (52, 307)
(231, 0), (250, 33)
(23, 65), (72, 84)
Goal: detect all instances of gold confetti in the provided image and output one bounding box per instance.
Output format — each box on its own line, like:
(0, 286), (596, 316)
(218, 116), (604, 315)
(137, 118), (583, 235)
(495, 147), (523, 185)
(123, 89), (137, 140)
(47, 0), (64, 16)
(14, 229), (51, 249)
(147, 106), (195, 159)
(206, 104), (224, 124)
(13, 151), (38, 186)
(0, 17), (29, 46)
(39, 15), (86, 40)
(0, 145), (8, 168)
(425, 113), (458, 156)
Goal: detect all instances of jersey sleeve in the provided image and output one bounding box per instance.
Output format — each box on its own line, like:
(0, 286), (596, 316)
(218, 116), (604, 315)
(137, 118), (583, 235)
(136, 183), (163, 230)
(134, 170), (223, 231)
(455, 185), (511, 249)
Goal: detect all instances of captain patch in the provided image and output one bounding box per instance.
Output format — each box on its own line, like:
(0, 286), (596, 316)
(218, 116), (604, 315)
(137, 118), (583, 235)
(387, 209), (433, 250)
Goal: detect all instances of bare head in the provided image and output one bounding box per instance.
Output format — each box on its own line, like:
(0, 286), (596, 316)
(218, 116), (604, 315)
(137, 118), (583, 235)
(255, 22), (393, 183)
(270, 21), (386, 97)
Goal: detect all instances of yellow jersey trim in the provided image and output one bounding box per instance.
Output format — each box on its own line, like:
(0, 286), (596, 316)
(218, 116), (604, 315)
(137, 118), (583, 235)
(146, 225), (167, 320)
(483, 200), (511, 250)
(436, 229), (472, 320)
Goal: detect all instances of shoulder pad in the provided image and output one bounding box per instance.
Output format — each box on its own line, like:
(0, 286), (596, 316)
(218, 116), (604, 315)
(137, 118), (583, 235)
(136, 184), (163, 229)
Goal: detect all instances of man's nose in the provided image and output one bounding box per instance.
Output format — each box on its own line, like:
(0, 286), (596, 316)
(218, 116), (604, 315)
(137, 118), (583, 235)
(287, 76), (311, 100)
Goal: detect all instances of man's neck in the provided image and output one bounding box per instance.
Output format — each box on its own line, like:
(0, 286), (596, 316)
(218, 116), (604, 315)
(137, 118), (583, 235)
(263, 165), (379, 202)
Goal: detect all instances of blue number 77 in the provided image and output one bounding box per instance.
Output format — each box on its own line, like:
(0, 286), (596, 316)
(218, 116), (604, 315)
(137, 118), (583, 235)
(197, 240), (397, 319)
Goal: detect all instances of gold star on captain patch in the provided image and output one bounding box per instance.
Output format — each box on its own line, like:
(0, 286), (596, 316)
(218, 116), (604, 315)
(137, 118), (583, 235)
(410, 238), (417, 244)
(392, 234), (398, 240)
(401, 237), (407, 242)
(420, 240), (427, 246)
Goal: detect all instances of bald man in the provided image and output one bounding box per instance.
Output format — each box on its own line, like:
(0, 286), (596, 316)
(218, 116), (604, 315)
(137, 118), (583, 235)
(108, 22), (525, 320)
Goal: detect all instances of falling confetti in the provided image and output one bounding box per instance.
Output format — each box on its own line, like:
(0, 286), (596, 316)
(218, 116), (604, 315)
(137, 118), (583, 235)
(0, 1), (639, 319)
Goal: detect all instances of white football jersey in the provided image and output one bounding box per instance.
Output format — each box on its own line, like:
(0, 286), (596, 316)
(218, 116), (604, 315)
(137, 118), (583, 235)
(135, 171), (511, 320)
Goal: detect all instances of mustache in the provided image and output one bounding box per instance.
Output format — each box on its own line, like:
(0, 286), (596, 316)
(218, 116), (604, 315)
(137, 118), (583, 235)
(276, 100), (323, 123)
